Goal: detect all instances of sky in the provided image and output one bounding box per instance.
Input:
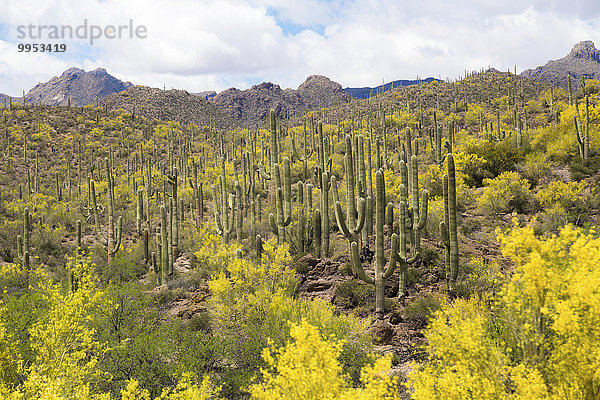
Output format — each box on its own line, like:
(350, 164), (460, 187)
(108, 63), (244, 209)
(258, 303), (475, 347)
(0, 0), (599, 96)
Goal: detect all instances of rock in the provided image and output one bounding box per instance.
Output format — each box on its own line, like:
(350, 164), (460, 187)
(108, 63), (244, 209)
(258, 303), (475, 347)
(174, 255), (192, 274)
(389, 309), (404, 325)
(298, 254), (319, 268)
(305, 279), (334, 292)
(369, 319), (395, 345)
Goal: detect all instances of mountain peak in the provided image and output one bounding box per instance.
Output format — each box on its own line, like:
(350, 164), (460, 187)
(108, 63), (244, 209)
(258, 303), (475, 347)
(522, 40), (600, 88)
(569, 40), (600, 62)
(26, 67), (132, 106)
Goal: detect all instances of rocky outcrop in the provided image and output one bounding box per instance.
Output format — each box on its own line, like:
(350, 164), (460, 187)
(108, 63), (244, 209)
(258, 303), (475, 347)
(522, 40), (600, 88)
(210, 75), (350, 125)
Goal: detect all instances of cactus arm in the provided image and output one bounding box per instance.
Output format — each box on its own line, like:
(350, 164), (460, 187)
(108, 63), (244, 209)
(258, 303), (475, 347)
(269, 213), (278, 235)
(355, 197), (366, 233)
(418, 190), (429, 229)
(283, 157), (292, 219)
(291, 135), (303, 161)
(258, 162), (271, 180)
(111, 216), (123, 254)
(212, 185), (224, 235)
(334, 200), (352, 238)
(386, 202), (394, 237)
(350, 241), (374, 284)
(383, 232), (399, 279)
(283, 215), (292, 227)
(227, 193), (236, 234)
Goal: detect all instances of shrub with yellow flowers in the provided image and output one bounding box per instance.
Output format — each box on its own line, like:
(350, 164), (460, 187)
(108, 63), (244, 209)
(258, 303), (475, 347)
(407, 224), (600, 400)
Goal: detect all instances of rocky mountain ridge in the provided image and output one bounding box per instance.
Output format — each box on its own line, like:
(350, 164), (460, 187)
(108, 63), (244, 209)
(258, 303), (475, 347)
(100, 85), (235, 129)
(209, 74), (350, 125)
(522, 40), (600, 88)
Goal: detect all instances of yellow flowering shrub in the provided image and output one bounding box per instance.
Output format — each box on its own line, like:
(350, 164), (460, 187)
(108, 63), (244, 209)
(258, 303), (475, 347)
(155, 373), (221, 400)
(192, 227), (241, 277)
(408, 224), (600, 400)
(250, 320), (399, 400)
(208, 239), (372, 395)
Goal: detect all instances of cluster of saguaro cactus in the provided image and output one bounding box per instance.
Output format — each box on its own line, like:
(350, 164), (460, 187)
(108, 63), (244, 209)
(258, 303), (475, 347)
(315, 122), (332, 257)
(399, 155), (429, 257)
(350, 170), (419, 316)
(429, 111), (446, 164)
(258, 109), (281, 205)
(269, 157), (292, 245)
(212, 157), (236, 244)
(440, 153), (459, 281)
(90, 158), (122, 265)
(333, 135), (367, 265)
(189, 160), (204, 225)
(569, 76), (590, 159)
(291, 122), (314, 181)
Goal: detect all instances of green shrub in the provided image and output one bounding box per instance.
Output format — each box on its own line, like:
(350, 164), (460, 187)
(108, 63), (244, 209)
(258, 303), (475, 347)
(478, 171), (535, 216)
(569, 154), (600, 181)
(521, 152), (551, 188)
(334, 279), (375, 309)
(403, 292), (444, 324)
(462, 140), (524, 185)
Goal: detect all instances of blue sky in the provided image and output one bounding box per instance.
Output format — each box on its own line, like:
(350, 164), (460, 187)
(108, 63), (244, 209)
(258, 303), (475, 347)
(0, 0), (599, 96)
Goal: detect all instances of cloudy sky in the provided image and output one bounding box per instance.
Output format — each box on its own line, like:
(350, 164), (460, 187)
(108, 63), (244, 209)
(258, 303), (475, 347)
(1, 0), (599, 96)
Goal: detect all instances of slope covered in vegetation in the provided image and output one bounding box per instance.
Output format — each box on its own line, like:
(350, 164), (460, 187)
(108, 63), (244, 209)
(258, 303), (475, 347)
(0, 70), (599, 398)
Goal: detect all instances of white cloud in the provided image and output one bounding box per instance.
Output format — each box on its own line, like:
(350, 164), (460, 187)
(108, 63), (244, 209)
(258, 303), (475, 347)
(0, 0), (599, 96)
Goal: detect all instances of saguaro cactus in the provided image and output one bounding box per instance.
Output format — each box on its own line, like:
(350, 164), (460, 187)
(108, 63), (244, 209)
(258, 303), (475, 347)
(269, 158), (293, 245)
(350, 170), (411, 316)
(93, 158), (122, 265)
(408, 155), (428, 256)
(319, 171), (331, 257)
(136, 188), (144, 235)
(257, 109), (280, 205)
(160, 205), (169, 284)
(212, 175), (235, 244)
(332, 135), (367, 261)
(440, 153), (459, 281)
(17, 207), (31, 268)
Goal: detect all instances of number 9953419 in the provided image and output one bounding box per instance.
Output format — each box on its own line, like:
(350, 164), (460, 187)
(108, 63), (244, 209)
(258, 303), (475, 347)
(17, 43), (66, 52)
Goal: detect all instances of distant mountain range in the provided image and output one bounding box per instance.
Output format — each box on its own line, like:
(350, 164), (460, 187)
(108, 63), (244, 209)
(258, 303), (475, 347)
(344, 77), (442, 98)
(3, 40), (599, 125)
(0, 94), (22, 106)
(522, 40), (600, 88)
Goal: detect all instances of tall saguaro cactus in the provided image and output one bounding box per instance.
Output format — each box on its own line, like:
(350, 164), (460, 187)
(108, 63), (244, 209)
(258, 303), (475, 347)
(408, 155), (428, 256)
(268, 157), (293, 245)
(17, 207), (31, 268)
(212, 175), (235, 244)
(333, 135), (367, 266)
(440, 153), (459, 281)
(91, 158), (122, 265)
(350, 169), (417, 316)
